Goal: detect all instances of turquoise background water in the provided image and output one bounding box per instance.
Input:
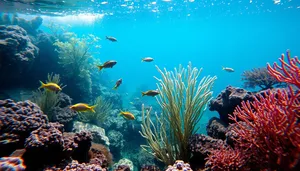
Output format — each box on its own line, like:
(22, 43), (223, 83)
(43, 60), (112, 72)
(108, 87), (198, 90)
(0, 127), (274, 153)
(31, 0), (300, 125)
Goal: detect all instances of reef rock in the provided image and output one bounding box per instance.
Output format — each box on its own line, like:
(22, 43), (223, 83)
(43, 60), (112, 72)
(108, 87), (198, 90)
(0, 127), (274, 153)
(0, 25), (39, 88)
(0, 99), (48, 156)
(208, 86), (255, 124)
(51, 93), (77, 131)
(0, 25), (38, 67)
(107, 130), (124, 160)
(165, 160), (192, 171)
(113, 158), (134, 171)
(188, 134), (226, 171)
(63, 160), (105, 171)
(0, 156), (26, 171)
(73, 121), (110, 146)
(141, 165), (161, 171)
(206, 117), (227, 140)
(89, 143), (112, 168)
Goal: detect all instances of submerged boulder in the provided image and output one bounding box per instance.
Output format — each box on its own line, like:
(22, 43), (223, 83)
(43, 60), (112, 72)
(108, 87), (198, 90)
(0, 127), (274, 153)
(0, 25), (39, 89)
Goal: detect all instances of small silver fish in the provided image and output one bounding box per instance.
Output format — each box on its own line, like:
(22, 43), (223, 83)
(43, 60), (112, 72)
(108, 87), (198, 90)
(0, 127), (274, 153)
(222, 67), (234, 72)
(141, 57), (154, 62)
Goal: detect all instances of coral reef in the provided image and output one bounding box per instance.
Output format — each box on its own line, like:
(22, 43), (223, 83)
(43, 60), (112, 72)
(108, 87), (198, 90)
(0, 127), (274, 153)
(108, 130), (124, 160)
(0, 14), (43, 35)
(104, 109), (128, 131)
(188, 134), (225, 170)
(54, 34), (99, 101)
(129, 149), (157, 170)
(140, 165), (161, 171)
(208, 86), (255, 124)
(205, 145), (249, 171)
(31, 73), (63, 119)
(50, 92), (77, 131)
(89, 143), (113, 167)
(241, 67), (284, 90)
(61, 160), (105, 171)
(113, 165), (131, 171)
(0, 156), (26, 171)
(0, 99), (48, 156)
(96, 85), (123, 109)
(140, 62), (217, 165)
(24, 122), (65, 169)
(78, 96), (113, 126)
(73, 121), (110, 146)
(165, 160), (192, 171)
(206, 117), (227, 140)
(206, 50), (300, 170)
(113, 158), (134, 171)
(0, 25), (39, 88)
(0, 99), (111, 171)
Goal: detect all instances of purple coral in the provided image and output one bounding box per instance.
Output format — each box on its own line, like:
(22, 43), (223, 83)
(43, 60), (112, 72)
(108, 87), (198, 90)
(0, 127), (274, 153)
(0, 99), (48, 156)
(63, 160), (105, 171)
(165, 160), (192, 171)
(72, 131), (93, 163)
(24, 122), (64, 149)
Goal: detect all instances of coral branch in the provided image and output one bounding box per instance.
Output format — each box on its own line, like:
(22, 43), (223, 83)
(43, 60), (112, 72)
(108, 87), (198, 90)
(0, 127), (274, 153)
(228, 88), (300, 169)
(267, 50), (300, 88)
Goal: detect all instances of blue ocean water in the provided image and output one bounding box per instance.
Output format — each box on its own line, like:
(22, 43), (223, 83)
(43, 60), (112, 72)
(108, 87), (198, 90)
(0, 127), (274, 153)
(3, 0), (300, 126)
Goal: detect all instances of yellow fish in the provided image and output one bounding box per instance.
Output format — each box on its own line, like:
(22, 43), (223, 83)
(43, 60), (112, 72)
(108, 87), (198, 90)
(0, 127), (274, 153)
(120, 111), (135, 120)
(39, 81), (62, 92)
(69, 103), (97, 113)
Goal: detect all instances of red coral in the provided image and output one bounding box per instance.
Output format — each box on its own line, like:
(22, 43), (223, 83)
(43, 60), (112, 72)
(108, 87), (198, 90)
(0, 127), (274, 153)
(267, 50), (300, 88)
(205, 146), (249, 171)
(229, 88), (300, 169)
(227, 50), (300, 170)
(206, 50), (300, 170)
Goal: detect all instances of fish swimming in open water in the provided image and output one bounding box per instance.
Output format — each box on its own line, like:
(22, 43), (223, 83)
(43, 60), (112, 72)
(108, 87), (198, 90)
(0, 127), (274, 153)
(222, 66), (234, 72)
(106, 36), (117, 42)
(120, 111), (135, 120)
(113, 78), (123, 90)
(142, 89), (160, 97)
(39, 81), (62, 92)
(69, 103), (97, 113)
(98, 60), (117, 71)
(141, 57), (154, 62)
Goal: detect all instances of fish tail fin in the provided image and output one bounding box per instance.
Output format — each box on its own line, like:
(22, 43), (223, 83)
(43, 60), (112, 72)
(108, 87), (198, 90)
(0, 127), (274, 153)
(119, 110), (124, 116)
(112, 86), (118, 90)
(141, 92), (146, 96)
(222, 66), (225, 70)
(98, 65), (104, 71)
(90, 105), (97, 113)
(39, 80), (45, 89)
(105, 36), (108, 39)
(141, 58), (144, 62)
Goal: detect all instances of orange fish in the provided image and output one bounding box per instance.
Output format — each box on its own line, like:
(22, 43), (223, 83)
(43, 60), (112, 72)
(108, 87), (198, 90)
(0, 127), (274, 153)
(119, 111), (135, 120)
